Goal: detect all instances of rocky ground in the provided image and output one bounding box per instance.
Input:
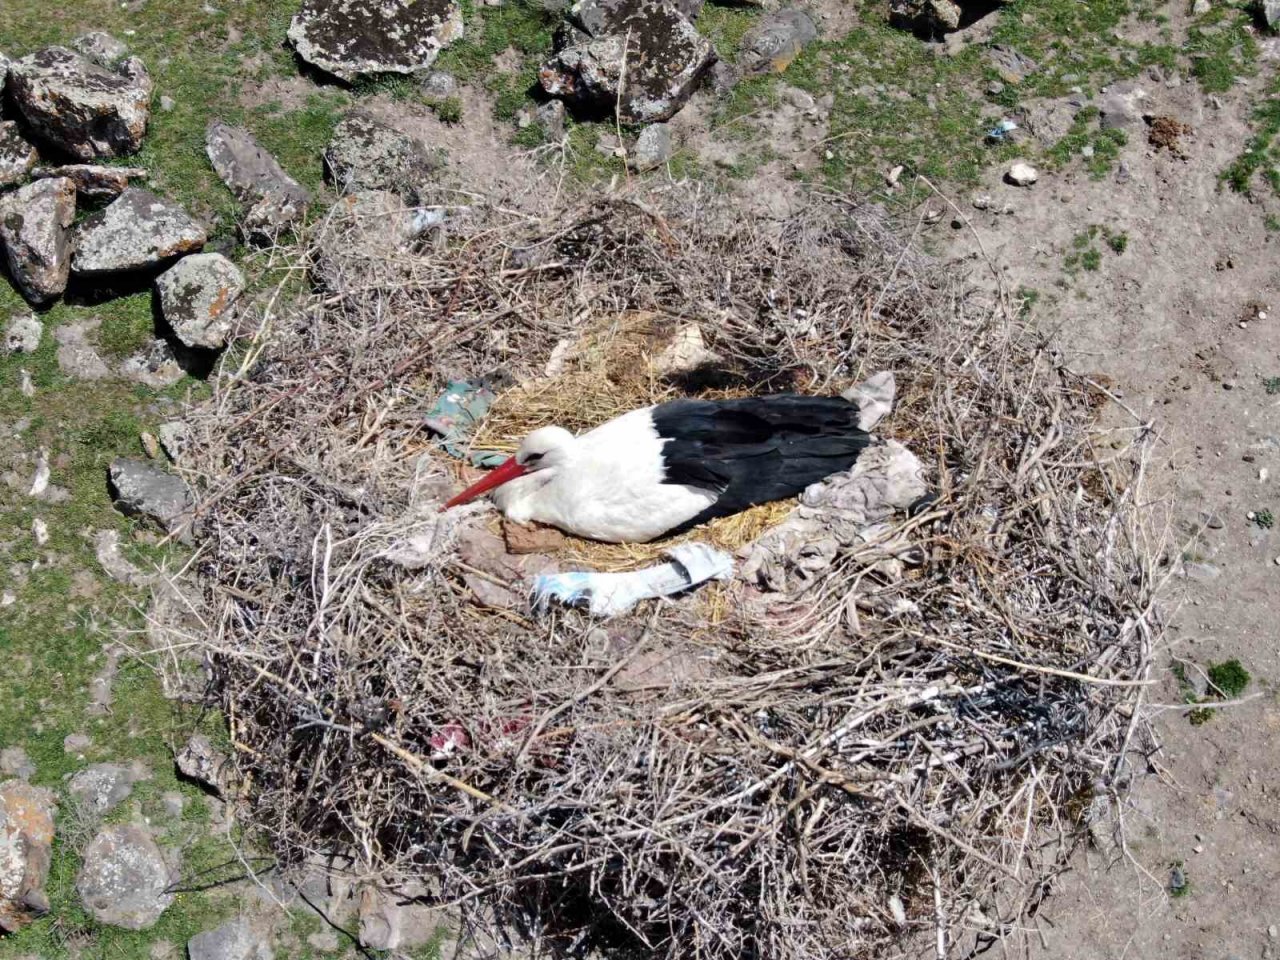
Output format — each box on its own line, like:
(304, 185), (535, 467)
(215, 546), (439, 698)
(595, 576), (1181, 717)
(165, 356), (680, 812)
(0, 0), (1277, 957)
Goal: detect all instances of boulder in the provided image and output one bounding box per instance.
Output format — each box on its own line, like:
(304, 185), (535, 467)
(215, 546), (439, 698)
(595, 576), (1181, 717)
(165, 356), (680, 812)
(739, 9), (816, 75)
(1006, 162), (1038, 186)
(119, 340), (186, 388)
(155, 252), (245, 350)
(72, 187), (206, 276)
(0, 780), (56, 933)
(986, 44), (1037, 84)
(324, 112), (440, 199)
(189, 918), (273, 960)
(7, 46), (151, 159)
(630, 122), (673, 171)
(108, 458), (193, 534)
(32, 164), (146, 199)
(288, 0), (464, 83)
(888, 0), (971, 33)
(540, 0), (715, 123)
(206, 121), (310, 240)
(3, 312), (42, 355)
(68, 762), (148, 816)
(0, 122), (39, 189)
(70, 32), (131, 68)
(0, 177), (76, 303)
(76, 824), (175, 930)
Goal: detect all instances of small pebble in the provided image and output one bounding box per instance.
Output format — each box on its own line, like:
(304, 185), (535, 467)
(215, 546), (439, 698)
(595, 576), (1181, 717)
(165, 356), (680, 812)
(1006, 162), (1039, 186)
(1193, 844), (1204, 853)
(1269, 924), (1278, 940)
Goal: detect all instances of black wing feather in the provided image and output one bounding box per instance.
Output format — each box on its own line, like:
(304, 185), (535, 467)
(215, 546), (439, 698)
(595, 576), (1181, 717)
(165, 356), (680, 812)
(652, 394), (871, 535)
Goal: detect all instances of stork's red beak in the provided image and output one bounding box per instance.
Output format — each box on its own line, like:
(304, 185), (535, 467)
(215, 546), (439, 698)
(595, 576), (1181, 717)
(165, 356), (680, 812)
(441, 456), (527, 510)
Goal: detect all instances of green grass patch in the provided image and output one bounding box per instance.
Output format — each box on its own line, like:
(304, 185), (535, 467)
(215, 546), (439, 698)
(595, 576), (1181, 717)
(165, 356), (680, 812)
(1252, 508), (1274, 528)
(1046, 108), (1129, 179)
(1063, 224), (1128, 274)
(1263, 375), (1280, 394)
(1221, 70), (1280, 195)
(1185, 5), (1258, 93)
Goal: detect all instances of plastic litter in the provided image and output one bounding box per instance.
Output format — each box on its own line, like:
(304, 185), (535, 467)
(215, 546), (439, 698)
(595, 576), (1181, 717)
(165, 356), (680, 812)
(424, 379), (508, 467)
(531, 542), (734, 617)
(985, 119), (1018, 142)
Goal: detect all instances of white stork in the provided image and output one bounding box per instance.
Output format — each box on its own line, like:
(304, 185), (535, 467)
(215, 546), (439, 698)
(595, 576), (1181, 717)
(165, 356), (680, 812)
(443, 394), (871, 543)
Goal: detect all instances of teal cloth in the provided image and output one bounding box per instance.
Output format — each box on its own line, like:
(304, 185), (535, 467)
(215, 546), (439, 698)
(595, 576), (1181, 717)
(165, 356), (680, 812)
(424, 379), (508, 467)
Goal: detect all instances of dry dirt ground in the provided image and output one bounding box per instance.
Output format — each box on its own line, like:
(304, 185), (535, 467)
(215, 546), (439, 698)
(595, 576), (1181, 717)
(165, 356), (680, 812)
(943, 28), (1280, 960)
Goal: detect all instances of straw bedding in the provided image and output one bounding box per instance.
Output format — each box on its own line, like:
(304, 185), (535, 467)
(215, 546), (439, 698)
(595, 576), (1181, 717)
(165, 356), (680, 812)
(157, 183), (1163, 960)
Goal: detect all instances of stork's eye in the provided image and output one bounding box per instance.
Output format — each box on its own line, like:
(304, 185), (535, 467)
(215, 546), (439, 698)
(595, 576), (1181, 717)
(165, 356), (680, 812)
(523, 452), (544, 465)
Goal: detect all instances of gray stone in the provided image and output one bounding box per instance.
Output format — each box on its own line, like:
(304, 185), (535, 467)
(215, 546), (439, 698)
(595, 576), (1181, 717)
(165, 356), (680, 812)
(541, 0), (715, 123)
(63, 733), (92, 754)
(72, 188), (207, 276)
(155, 252), (244, 349)
(569, 0), (703, 33)
(307, 931), (342, 953)
(159, 94), (175, 112)
(986, 44), (1037, 84)
(1005, 162), (1038, 186)
(0, 122), (39, 189)
(1201, 511), (1225, 530)
(1099, 82), (1147, 130)
(94, 529), (150, 586)
(8, 46), (151, 160)
(0, 749), (35, 782)
(188, 918), (272, 960)
(175, 735), (227, 796)
(707, 59), (739, 95)
(889, 0), (965, 32)
(358, 884), (447, 951)
(1181, 561), (1221, 582)
(54, 319), (111, 380)
(536, 99), (566, 139)
(160, 792), (184, 817)
(0, 780), (56, 933)
(288, 0), (464, 83)
(68, 762), (148, 816)
(421, 69), (457, 99)
(77, 824), (175, 930)
(3, 313), (42, 355)
(739, 9), (816, 75)
(70, 32), (130, 68)
(108, 458), (193, 534)
(157, 421), (191, 463)
(0, 177), (76, 303)
(1019, 98), (1084, 148)
(630, 122), (673, 171)
(206, 122), (310, 240)
(324, 112), (439, 199)
(119, 340), (185, 388)
(1266, 0), (1280, 30)
(32, 164), (146, 199)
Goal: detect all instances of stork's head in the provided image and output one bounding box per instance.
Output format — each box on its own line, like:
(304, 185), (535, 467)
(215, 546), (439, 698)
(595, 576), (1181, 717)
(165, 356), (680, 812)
(442, 426), (575, 509)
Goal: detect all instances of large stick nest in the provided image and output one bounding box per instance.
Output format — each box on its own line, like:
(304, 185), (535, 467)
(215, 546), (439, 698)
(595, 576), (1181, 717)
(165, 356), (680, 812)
(161, 184), (1161, 960)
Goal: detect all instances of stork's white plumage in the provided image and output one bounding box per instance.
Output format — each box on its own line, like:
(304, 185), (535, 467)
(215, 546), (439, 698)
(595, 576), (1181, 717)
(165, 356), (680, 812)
(444, 394), (872, 543)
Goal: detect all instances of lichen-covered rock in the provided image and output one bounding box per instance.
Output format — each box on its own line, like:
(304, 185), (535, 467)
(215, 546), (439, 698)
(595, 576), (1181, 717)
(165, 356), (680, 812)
(3, 313), (42, 355)
(288, 0), (464, 83)
(324, 112), (440, 199)
(540, 0), (715, 123)
(0, 122), (39, 189)
(76, 824), (175, 930)
(119, 339), (185, 388)
(108, 458), (193, 534)
(69, 32), (130, 68)
(7, 46), (151, 160)
(0, 177), (76, 304)
(32, 164), (146, 199)
(0, 780), (56, 933)
(72, 187), (206, 276)
(155, 252), (245, 350)
(175, 735), (229, 796)
(189, 917), (273, 960)
(630, 122), (673, 171)
(54, 318), (111, 380)
(206, 122), (310, 240)
(889, 0), (998, 33)
(739, 8), (816, 75)
(68, 762), (149, 816)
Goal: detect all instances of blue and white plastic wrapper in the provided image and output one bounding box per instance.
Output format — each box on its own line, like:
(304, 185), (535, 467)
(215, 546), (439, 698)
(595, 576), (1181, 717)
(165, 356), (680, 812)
(530, 542), (735, 617)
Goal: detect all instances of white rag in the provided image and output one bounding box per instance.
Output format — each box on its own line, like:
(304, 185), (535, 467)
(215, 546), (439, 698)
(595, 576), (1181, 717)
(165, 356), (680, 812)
(531, 542), (735, 617)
